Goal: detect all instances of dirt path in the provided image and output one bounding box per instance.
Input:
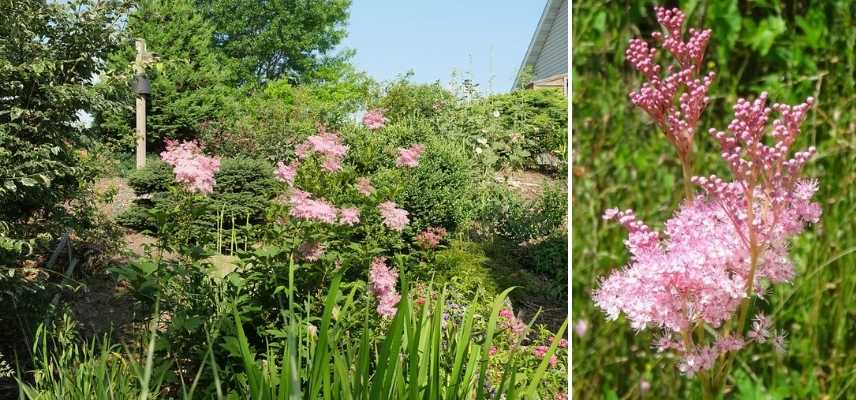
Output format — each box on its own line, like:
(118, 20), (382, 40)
(93, 176), (136, 220)
(93, 176), (161, 260)
(71, 176), (156, 341)
(495, 168), (561, 200)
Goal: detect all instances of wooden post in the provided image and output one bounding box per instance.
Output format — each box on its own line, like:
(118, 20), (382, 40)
(134, 39), (153, 169)
(136, 94), (146, 169)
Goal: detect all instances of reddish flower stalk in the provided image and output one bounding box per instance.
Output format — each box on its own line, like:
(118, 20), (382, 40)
(626, 6), (714, 199)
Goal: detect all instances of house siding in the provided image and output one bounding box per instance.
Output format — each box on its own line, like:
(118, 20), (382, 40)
(534, 0), (567, 81)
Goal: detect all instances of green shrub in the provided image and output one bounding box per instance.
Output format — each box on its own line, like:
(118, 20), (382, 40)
(397, 138), (478, 232)
(198, 95), (316, 161)
(469, 88), (567, 172)
(341, 117), (441, 174)
(477, 183), (567, 282)
(127, 159), (174, 195)
(481, 88), (567, 157)
(116, 203), (156, 231)
(199, 64), (374, 161)
(376, 78), (455, 121)
(0, 0), (124, 236)
(434, 239), (499, 298)
(521, 229), (568, 281)
(118, 157), (277, 249)
(214, 157), (278, 197)
(483, 184), (567, 243)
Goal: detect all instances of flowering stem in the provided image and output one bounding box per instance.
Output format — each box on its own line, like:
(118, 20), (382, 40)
(680, 152), (694, 201)
(714, 189), (760, 390)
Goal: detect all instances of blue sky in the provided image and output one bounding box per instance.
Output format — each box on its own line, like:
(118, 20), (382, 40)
(337, 1), (546, 94)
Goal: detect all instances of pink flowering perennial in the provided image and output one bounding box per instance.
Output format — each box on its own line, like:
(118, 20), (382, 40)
(594, 6), (821, 394)
(297, 241), (326, 262)
(275, 161), (299, 185)
(295, 126), (348, 172)
(396, 144), (425, 168)
(499, 308), (527, 337)
(378, 201), (409, 231)
(414, 227), (447, 249)
(362, 109), (388, 130)
(533, 346), (558, 368)
(355, 177), (375, 196)
(160, 139), (220, 194)
(288, 189), (339, 224)
(369, 256), (401, 318)
(338, 207), (360, 226)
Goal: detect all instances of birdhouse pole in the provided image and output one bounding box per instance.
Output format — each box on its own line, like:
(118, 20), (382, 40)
(134, 38), (153, 169)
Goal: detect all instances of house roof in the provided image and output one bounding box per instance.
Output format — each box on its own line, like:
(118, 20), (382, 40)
(513, 0), (565, 89)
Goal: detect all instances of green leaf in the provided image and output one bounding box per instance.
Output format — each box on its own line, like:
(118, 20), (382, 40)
(795, 8), (827, 48)
(19, 177), (37, 187)
(592, 12), (606, 34)
(37, 174), (51, 185)
(706, 0), (741, 62)
(744, 16), (787, 56)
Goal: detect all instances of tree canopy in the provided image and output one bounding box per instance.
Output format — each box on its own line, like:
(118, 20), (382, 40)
(0, 0), (128, 225)
(197, 0), (351, 84)
(98, 0), (237, 144)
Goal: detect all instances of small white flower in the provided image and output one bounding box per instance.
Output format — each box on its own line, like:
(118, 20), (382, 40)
(492, 110), (500, 118)
(476, 137), (488, 145)
(475, 147), (483, 154)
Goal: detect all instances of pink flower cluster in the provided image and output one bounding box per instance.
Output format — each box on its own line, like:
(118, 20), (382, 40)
(414, 227), (447, 249)
(275, 161), (299, 185)
(595, 6), (821, 380)
(295, 127), (348, 172)
(378, 201), (409, 231)
(298, 241), (326, 262)
(595, 95), (820, 375)
(595, 203), (748, 332)
(626, 6), (714, 164)
(362, 109), (388, 130)
(499, 308), (527, 337)
(369, 257), (400, 318)
(396, 144), (425, 168)
(338, 207), (360, 226)
(160, 139), (221, 194)
(288, 189), (364, 227)
(532, 346), (558, 368)
(288, 189), (338, 224)
(355, 177), (375, 196)
(550, 336), (569, 349)
(574, 319), (588, 338)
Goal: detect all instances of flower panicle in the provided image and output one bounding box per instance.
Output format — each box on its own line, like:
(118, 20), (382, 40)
(160, 139), (220, 194)
(595, 5), (821, 381)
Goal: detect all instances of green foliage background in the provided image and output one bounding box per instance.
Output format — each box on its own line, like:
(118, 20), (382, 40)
(572, 0), (856, 398)
(98, 0), (237, 146)
(0, 0), (128, 258)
